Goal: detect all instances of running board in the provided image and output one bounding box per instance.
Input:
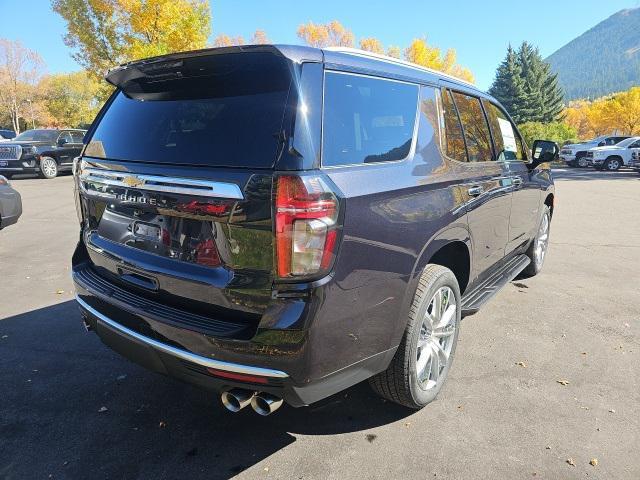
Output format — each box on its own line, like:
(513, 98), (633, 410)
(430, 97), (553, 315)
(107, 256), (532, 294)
(461, 254), (530, 316)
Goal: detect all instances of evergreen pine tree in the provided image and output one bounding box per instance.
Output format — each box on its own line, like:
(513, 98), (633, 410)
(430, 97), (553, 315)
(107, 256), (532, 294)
(490, 42), (565, 124)
(488, 45), (526, 123)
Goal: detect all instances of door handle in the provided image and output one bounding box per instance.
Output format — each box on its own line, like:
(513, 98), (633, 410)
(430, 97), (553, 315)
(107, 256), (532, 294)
(512, 177), (523, 187)
(467, 185), (484, 197)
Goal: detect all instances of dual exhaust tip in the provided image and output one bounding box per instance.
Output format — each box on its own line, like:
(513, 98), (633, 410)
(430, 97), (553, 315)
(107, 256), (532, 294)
(221, 389), (283, 416)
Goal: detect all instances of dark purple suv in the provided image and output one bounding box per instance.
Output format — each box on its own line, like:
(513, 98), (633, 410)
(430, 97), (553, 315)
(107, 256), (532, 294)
(72, 45), (556, 415)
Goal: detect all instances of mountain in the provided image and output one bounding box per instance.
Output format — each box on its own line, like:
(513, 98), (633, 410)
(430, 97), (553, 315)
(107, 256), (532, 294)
(546, 8), (640, 100)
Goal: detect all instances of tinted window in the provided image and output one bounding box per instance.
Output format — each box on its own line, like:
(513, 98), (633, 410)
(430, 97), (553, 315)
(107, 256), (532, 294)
(13, 130), (59, 142)
(322, 72), (418, 167)
(451, 92), (493, 162)
(59, 132), (73, 144)
(85, 52), (292, 168)
(70, 131), (85, 143)
(440, 89), (467, 162)
(484, 101), (526, 161)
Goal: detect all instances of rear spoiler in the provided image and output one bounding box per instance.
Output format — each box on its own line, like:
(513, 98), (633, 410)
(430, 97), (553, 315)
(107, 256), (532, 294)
(105, 44), (322, 92)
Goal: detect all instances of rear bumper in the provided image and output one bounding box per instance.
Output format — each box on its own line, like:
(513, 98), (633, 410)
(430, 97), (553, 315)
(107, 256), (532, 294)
(73, 260), (397, 407)
(0, 188), (22, 229)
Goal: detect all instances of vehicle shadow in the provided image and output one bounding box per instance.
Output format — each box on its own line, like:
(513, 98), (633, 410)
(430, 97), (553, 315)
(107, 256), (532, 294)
(0, 301), (412, 480)
(552, 167), (640, 181)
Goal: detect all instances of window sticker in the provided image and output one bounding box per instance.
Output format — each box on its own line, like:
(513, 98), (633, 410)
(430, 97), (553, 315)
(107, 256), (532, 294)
(497, 117), (518, 155)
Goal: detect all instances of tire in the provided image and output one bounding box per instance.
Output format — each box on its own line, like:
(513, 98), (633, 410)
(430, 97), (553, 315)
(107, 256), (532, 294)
(39, 156), (58, 179)
(521, 205), (551, 278)
(369, 264), (461, 409)
(577, 157), (588, 168)
(566, 160), (576, 167)
(604, 157), (621, 172)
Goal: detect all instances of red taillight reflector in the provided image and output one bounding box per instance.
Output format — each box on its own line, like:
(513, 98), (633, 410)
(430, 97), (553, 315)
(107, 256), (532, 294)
(275, 175), (340, 278)
(206, 368), (269, 384)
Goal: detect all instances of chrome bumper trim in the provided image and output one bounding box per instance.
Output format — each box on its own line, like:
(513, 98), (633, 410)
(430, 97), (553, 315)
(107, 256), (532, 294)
(76, 296), (289, 379)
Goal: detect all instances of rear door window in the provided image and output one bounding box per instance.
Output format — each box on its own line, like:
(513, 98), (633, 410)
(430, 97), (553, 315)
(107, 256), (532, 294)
(321, 72), (419, 167)
(70, 131), (84, 144)
(451, 91), (494, 163)
(440, 89), (468, 162)
(85, 52), (293, 168)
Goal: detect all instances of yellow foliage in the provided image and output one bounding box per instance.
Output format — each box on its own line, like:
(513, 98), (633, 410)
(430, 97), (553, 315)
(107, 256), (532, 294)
(297, 20), (354, 48)
(119, 0), (211, 60)
(251, 30), (270, 45)
(405, 38), (474, 83)
(387, 46), (401, 59)
(212, 34), (245, 47)
(359, 38), (384, 54)
(53, 0), (210, 78)
(564, 87), (640, 138)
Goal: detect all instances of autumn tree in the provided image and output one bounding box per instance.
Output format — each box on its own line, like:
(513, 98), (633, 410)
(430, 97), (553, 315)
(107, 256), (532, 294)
(52, 0), (211, 88)
(296, 20), (354, 48)
(386, 46), (401, 59)
(251, 30), (270, 45)
(404, 38), (474, 83)
(359, 38), (384, 54)
(40, 71), (102, 127)
(212, 34), (245, 47)
(0, 39), (45, 133)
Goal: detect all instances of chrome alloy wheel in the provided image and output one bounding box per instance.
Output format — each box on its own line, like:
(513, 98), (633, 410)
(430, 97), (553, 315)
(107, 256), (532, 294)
(416, 286), (457, 390)
(577, 157), (588, 168)
(41, 157), (57, 178)
(534, 212), (550, 266)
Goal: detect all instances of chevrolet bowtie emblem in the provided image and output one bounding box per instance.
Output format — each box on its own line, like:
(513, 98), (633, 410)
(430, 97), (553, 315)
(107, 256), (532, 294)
(122, 175), (144, 188)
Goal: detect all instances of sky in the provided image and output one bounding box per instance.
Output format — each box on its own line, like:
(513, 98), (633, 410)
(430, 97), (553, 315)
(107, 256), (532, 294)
(1, 0), (639, 90)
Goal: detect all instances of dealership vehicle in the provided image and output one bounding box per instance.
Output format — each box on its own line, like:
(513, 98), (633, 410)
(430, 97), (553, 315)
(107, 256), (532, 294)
(0, 175), (22, 230)
(0, 129), (86, 179)
(586, 136), (640, 171)
(630, 150), (640, 171)
(0, 129), (16, 141)
(72, 45), (556, 414)
(560, 135), (630, 167)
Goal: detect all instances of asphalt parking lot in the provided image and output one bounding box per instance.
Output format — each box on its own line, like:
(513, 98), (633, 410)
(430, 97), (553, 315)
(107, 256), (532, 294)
(0, 168), (638, 480)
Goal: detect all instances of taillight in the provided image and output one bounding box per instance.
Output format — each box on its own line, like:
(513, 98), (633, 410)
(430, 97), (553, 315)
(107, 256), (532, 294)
(275, 175), (341, 279)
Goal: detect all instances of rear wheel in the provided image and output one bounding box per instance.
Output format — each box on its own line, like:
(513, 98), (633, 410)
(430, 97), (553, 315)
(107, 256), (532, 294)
(521, 205), (551, 278)
(577, 157), (588, 168)
(369, 264), (461, 409)
(605, 157), (621, 171)
(39, 157), (58, 179)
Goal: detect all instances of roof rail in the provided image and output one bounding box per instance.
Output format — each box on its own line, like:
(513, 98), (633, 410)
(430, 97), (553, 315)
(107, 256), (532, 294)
(323, 47), (477, 89)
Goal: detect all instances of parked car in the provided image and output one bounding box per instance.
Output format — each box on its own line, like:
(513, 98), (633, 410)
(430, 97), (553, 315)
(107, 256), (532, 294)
(72, 45), (555, 414)
(0, 175), (22, 230)
(629, 150), (640, 171)
(560, 135), (630, 167)
(0, 129), (16, 141)
(586, 136), (640, 171)
(0, 128), (86, 179)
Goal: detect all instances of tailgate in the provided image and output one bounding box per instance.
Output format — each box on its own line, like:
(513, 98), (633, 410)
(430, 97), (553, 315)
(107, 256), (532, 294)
(77, 159), (275, 332)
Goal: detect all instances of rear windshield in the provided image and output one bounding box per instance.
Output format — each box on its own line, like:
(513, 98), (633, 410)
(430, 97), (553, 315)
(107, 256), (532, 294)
(85, 52), (292, 168)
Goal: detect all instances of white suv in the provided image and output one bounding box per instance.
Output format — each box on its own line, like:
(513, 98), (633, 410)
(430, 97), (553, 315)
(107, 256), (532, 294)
(587, 136), (640, 171)
(560, 135), (630, 167)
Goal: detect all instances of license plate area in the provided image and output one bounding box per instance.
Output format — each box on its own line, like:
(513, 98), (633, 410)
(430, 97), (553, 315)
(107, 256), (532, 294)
(0, 161), (8, 167)
(132, 221), (161, 240)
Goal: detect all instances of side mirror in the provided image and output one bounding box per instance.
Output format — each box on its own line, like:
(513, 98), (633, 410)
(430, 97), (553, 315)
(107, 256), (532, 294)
(57, 137), (68, 146)
(598, 141), (605, 146)
(531, 139), (558, 168)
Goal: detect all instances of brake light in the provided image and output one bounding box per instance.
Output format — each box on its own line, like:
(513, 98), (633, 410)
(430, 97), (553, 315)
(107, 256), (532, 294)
(275, 175), (340, 278)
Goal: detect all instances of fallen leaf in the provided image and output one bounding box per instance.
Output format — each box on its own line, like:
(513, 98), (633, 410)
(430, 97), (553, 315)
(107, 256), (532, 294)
(404, 422), (411, 427)
(365, 434), (377, 443)
(545, 446), (551, 450)
(557, 380), (570, 386)
(264, 467), (269, 472)
(589, 458), (598, 466)
(581, 352), (587, 355)
(516, 361), (527, 368)
(457, 405), (464, 410)
(56, 290), (64, 294)
(513, 282), (528, 288)
(566, 458), (575, 466)
(98, 406), (108, 413)
(608, 409), (615, 413)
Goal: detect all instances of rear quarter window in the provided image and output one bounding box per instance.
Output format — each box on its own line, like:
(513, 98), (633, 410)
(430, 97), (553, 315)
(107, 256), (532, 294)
(321, 72), (419, 167)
